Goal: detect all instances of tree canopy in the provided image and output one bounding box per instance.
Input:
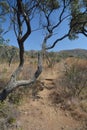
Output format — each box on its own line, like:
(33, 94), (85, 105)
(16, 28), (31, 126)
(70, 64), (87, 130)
(1, 0), (86, 47)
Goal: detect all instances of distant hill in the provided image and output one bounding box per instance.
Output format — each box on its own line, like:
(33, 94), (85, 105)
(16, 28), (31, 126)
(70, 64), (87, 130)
(57, 49), (87, 59)
(0, 44), (87, 64)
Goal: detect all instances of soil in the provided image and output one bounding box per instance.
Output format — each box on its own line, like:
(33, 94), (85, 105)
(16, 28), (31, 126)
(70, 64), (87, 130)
(16, 89), (83, 130)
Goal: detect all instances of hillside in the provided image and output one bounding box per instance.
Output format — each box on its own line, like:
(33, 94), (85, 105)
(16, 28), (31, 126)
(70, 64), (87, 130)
(58, 49), (87, 59)
(1, 44), (87, 61)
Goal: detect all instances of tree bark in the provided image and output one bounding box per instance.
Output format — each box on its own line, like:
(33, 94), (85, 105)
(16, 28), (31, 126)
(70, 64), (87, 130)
(0, 52), (42, 101)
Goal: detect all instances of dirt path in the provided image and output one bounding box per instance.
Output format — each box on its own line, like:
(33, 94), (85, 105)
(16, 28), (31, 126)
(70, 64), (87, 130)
(17, 87), (82, 130)
(6, 61), (86, 130)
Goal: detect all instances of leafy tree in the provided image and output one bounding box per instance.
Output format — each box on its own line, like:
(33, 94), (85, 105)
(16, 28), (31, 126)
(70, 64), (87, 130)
(39, 0), (87, 49)
(0, 0), (87, 101)
(69, 0), (87, 39)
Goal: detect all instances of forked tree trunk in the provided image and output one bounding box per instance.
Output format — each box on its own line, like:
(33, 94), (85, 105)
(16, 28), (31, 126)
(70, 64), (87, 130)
(0, 49), (42, 101)
(0, 0), (42, 101)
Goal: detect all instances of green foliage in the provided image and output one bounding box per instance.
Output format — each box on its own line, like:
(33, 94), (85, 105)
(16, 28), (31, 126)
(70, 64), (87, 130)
(38, 0), (59, 12)
(69, 0), (87, 39)
(0, 0), (9, 29)
(0, 44), (19, 65)
(69, 13), (87, 39)
(46, 0), (59, 10)
(7, 116), (16, 125)
(71, 0), (80, 15)
(0, 0), (9, 15)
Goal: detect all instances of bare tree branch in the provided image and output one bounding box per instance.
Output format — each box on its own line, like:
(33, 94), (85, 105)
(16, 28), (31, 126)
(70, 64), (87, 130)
(52, 0), (70, 31)
(46, 33), (69, 50)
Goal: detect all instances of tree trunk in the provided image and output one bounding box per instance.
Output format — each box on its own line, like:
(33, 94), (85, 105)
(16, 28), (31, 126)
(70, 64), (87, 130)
(0, 51), (42, 101)
(0, 0), (42, 101)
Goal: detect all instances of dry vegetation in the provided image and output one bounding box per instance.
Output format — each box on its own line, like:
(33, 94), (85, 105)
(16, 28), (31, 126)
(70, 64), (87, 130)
(48, 58), (87, 130)
(0, 53), (87, 130)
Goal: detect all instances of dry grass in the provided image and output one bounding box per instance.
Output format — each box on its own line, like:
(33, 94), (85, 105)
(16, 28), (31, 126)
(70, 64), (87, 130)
(0, 57), (87, 129)
(48, 58), (87, 126)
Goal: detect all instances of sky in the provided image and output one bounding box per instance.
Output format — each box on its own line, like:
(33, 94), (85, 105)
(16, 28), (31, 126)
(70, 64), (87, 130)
(2, 2), (87, 52)
(4, 25), (87, 52)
